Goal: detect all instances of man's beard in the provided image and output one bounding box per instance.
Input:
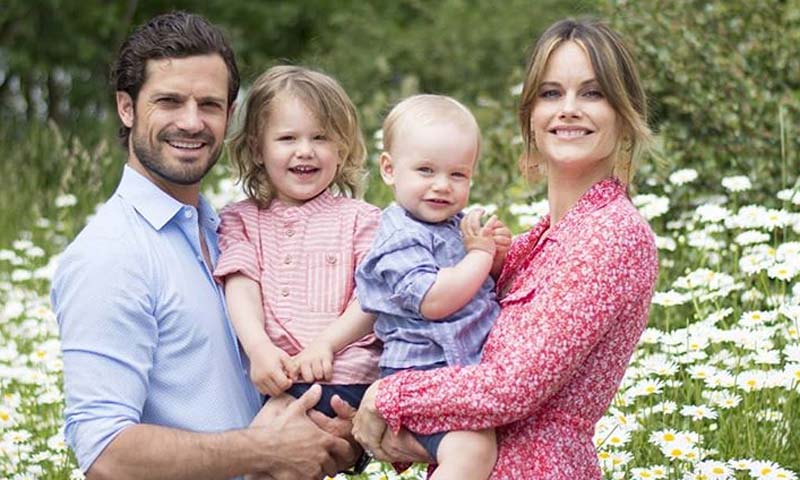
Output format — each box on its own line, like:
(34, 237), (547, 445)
(131, 128), (222, 186)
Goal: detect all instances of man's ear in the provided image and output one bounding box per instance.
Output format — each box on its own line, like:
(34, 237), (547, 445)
(379, 152), (395, 186)
(116, 91), (135, 128)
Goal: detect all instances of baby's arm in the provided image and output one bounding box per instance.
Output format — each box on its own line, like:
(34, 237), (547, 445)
(289, 300), (376, 383)
(419, 210), (496, 320)
(224, 273), (293, 396)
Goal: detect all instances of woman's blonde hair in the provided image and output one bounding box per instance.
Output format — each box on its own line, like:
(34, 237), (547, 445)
(382, 94), (481, 162)
(518, 18), (651, 184)
(228, 65), (367, 207)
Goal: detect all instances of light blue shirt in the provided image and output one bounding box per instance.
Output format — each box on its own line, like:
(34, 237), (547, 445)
(356, 204), (499, 369)
(51, 165), (261, 473)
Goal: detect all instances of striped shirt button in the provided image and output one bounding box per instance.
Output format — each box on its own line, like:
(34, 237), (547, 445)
(325, 254), (337, 264)
(284, 255), (292, 264)
(286, 229), (294, 237)
(281, 287), (290, 297)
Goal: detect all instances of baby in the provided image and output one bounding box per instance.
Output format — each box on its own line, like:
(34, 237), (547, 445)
(356, 94), (510, 479)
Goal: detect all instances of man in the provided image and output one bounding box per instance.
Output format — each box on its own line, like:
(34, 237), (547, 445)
(51, 12), (364, 479)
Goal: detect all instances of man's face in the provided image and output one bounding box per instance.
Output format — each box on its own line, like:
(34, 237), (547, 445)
(117, 54), (231, 192)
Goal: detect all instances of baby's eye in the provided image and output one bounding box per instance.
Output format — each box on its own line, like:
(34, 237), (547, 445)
(277, 135), (294, 141)
(451, 172), (468, 179)
(417, 167), (433, 174)
(314, 134), (328, 141)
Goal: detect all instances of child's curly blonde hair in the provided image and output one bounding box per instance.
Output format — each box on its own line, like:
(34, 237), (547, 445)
(228, 65), (367, 207)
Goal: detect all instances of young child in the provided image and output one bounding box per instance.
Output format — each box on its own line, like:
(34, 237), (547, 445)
(309, 94), (511, 479)
(213, 65), (381, 417)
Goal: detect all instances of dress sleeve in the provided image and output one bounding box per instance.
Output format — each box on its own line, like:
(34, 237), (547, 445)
(376, 221), (657, 434)
(213, 201), (261, 284)
(52, 239), (158, 472)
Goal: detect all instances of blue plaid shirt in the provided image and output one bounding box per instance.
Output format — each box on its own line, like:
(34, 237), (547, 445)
(356, 204), (499, 369)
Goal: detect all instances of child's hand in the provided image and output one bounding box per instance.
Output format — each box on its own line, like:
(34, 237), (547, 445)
(249, 345), (293, 397)
(289, 342), (334, 383)
(461, 209), (496, 256)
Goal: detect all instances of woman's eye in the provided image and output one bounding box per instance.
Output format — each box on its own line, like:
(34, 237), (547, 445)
(539, 89), (560, 99)
(584, 89), (604, 99)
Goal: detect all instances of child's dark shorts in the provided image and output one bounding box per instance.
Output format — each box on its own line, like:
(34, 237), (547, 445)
(282, 383), (371, 417)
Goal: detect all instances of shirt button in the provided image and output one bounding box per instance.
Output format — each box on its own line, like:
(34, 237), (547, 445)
(286, 229), (295, 237)
(281, 288), (290, 297)
(284, 255), (292, 264)
(183, 209), (193, 219)
(325, 254), (337, 264)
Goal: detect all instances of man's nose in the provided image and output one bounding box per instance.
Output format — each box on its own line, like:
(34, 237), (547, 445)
(175, 102), (204, 133)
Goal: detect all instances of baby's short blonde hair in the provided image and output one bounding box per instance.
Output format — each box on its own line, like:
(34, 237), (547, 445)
(228, 65), (367, 207)
(382, 94), (481, 163)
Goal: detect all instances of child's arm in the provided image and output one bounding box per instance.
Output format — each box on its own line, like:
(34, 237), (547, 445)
(289, 300), (376, 383)
(224, 273), (293, 396)
(419, 210), (496, 320)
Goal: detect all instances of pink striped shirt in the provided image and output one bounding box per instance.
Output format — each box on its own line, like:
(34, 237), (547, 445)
(214, 190), (381, 384)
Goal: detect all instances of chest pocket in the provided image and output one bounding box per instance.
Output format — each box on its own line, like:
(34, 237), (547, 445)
(307, 250), (352, 313)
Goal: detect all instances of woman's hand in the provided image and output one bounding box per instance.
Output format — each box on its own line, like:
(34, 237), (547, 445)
(352, 381), (390, 459)
(352, 382), (432, 464)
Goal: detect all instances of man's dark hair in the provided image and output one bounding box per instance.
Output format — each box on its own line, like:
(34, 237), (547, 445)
(111, 11), (239, 148)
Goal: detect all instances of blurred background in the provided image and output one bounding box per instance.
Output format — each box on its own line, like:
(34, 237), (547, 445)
(1, 0), (798, 246)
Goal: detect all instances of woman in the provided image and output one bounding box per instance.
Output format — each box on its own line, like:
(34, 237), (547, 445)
(353, 18), (659, 479)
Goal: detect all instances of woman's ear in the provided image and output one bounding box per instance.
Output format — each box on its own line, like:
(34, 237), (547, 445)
(116, 91), (135, 128)
(379, 152), (395, 186)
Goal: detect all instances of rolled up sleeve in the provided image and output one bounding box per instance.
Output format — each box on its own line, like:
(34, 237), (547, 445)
(52, 240), (158, 472)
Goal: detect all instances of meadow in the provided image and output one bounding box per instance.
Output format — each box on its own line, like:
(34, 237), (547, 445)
(0, 146), (798, 479)
(1, 2), (798, 478)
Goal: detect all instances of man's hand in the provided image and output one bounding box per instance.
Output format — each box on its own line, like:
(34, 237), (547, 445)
(249, 385), (350, 479)
(308, 394), (362, 471)
(288, 342), (334, 383)
(249, 345), (293, 397)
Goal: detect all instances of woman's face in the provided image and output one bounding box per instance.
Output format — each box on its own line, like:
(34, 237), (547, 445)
(530, 41), (619, 179)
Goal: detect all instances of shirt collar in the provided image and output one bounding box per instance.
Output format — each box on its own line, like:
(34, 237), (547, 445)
(546, 177), (626, 242)
(116, 165), (219, 231)
(268, 189), (335, 222)
(385, 203), (462, 230)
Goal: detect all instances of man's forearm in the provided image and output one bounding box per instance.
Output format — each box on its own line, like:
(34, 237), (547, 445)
(86, 424), (267, 480)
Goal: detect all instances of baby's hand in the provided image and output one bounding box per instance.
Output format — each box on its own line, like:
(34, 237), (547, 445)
(460, 209), (496, 256)
(249, 345), (293, 397)
(289, 342), (334, 383)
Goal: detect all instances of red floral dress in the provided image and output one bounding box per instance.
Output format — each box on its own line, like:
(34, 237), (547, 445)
(376, 178), (659, 479)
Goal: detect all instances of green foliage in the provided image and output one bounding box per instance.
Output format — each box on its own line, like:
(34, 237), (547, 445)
(601, 0), (800, 192)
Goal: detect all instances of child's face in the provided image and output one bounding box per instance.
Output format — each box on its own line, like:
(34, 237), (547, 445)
(381, 121), (477, 223)
(260, 94), (340, 205)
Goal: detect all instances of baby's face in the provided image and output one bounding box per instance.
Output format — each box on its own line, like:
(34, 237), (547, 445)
(382, 122), (478, 224)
